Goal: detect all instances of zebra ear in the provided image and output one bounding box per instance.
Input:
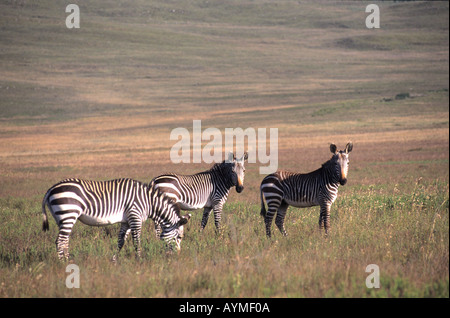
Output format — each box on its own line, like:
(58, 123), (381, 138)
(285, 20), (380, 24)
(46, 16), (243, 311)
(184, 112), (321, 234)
(236, 152), (248, 161)
(345, 142), (353, 154)
(178, 213), (191, 226)
(330, 143), (337, 154)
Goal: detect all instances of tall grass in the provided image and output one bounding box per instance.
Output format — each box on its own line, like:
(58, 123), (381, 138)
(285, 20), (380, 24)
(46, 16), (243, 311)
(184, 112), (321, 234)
(0, 0), (448, 298)
(0, 179), (448, 297)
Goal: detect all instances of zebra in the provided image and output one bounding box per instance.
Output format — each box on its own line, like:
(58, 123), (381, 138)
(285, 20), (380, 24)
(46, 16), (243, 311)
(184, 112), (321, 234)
(260, 142), (353, 237)
(42, 178), (191, 260)
(151, 152), (248, 233)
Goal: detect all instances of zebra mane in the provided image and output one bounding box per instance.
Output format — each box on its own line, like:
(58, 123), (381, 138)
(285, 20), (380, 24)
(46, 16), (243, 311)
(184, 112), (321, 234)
(209, 160), (235, 180)
(153, 160), (232, 178)
(209, 159), (232, 171)
(321, 153), (339, 168)
(206, 160), (235, 188)
(321, 157), (334, 172)
(320, 155), (341, 183)
(321, 158), (333, 169)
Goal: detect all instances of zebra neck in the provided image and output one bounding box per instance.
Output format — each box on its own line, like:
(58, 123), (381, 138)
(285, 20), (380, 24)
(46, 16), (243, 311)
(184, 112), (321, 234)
(211, 165), (234, 189)
(322, 163), (340, 187)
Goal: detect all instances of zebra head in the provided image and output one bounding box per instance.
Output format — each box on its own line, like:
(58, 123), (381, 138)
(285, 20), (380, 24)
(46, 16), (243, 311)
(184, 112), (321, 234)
(161, 212), (191, 252)
(230, 152), (248, 193)
(329, 142), (353, 185)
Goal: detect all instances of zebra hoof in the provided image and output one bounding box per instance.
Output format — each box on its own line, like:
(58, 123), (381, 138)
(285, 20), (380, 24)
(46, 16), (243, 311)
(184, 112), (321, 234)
(111, 255), (118, 263)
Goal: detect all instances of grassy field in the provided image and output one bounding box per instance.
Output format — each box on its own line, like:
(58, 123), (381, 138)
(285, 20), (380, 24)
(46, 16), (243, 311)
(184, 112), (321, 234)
(0, 0), (448, 298)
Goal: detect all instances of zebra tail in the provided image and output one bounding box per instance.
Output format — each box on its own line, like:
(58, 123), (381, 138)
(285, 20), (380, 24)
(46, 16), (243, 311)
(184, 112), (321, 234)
(260, 186), (266, 218)
(42, 190), (50, 232)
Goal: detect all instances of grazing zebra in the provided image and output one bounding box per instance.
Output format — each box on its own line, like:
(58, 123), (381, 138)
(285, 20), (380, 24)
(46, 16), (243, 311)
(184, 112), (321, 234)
(42, 178), (191, 260)
(260, 143), (353, 237)
(151, 152), (248, 233)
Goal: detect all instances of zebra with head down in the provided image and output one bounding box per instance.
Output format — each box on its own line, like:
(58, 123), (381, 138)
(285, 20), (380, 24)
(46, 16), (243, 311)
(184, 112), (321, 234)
(42, 178), (191, 260)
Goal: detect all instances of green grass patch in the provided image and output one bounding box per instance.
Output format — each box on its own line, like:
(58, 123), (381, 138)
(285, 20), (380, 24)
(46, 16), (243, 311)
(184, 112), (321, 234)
(0, 179), (448, 297)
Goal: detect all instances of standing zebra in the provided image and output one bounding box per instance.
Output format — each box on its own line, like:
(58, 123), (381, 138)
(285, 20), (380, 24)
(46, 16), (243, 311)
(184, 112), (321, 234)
(42, 178), (191, 260)
(260, 143), (353, 237)
(151, 152), (248, 233)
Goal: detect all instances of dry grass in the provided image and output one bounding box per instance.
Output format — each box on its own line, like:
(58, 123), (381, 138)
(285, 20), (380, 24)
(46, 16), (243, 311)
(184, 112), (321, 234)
(0, 0), (448, 298)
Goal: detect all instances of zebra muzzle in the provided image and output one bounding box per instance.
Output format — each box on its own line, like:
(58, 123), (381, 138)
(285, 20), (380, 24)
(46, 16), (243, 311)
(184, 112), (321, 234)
(236, 185), (244, 193)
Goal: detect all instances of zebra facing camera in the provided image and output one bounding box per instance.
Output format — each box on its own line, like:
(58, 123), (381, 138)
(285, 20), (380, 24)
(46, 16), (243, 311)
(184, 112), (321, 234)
(260, 142), (353, 237)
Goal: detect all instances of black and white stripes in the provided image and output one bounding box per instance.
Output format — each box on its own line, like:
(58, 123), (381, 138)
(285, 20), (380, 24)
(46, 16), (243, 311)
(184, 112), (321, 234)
(41, 144), (353, 260)
(151, 153), (248, 231)
(42, 178), (190, 260)
(260, 143), (353, 237)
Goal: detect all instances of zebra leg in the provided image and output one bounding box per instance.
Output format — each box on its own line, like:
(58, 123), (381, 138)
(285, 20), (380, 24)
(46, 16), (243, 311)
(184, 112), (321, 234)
(154, 220), (162, 239)
(112, 223), (130, 262)
(129, 219), (143, 259)
(201, 207), (212, 230)
(275, 202), (289, 236)
(212, 203), (224, 231)
(319, 203), (331, 235)
(55, 217), (77, 260)
(55, 231), (70, 261)
(265, 200), (281, 238)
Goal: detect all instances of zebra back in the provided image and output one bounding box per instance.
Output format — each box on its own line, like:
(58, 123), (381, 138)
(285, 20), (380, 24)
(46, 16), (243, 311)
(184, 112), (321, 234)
(151, 161), (237, 202)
